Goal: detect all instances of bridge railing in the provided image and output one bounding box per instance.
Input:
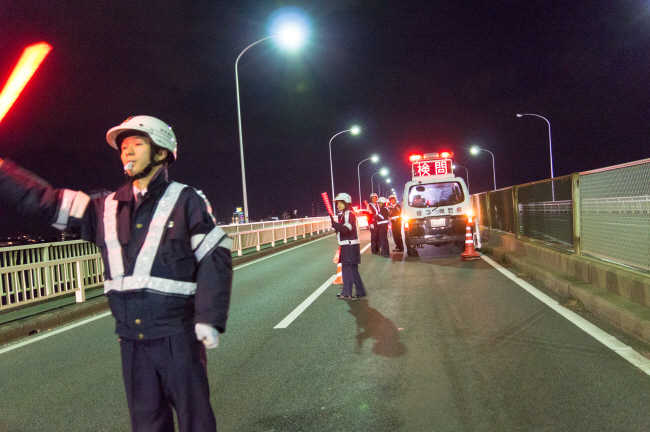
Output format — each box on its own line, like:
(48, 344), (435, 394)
(0, 217), (333, 311)
(472, 157), (650, 272)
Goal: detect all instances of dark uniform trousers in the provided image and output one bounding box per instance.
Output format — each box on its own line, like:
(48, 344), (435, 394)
(378, 223), (390, 256)
(120, 328), (217, 432)
(391, 219), (404, 251)
(342, 263), (366, 297)
(368, 203), (381, 254)
(370, 225), (380, 254)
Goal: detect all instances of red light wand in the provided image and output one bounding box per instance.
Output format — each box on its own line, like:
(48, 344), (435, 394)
(0, 42), (52, 124)
(321, 192), (334, 216)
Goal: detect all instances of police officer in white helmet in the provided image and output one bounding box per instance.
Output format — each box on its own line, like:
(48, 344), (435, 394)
(365, 192), (381, 254)
(376, 197), (391, 257)
(0, 115), (232, 431)
(330, 193), (367, 300)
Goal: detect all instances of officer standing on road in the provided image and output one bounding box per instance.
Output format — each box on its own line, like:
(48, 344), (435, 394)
(377, 197), (391, 257)
(365, 193), (381, 254)
(0, 115), (232, 432)
(330, 193), (367, 300)
(388, 194), (404, 252)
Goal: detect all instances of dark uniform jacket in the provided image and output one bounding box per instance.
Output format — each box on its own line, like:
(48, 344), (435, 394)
(377, 206), (391, 228)
(0, 160), (232, 340)
(389, 203), (402, 222)
(367, 202), (380, 226)
(331, 209), (361, 265)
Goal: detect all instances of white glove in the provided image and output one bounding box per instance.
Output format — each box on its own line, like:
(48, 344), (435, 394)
(370, 224), (374, 229)
(195, 323), (219, 349)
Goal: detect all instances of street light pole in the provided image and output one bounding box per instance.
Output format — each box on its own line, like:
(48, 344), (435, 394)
(378, 179), (391, 197)
(329, 127), (360, 202)
(453, 164), (470, 192)
(517, 113), (554, 199)
(236, 36), (275, 223)
(371, 170), (387, 194)
(358, 155), (378, 208)
(470, 147), (496, 191)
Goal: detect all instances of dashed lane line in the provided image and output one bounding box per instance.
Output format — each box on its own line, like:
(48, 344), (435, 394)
(274, 242), (372, 329)
(0, 235), (343, 355)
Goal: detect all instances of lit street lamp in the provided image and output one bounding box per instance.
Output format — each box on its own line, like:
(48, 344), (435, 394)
(470, 146), (496, 191)
(452, 164), (470, 192)
(517, 113), (554, 199)
(358, 154), (379, 208)
(235, 19), (307, 222)
(329, 126), (361, 201)
(371, 168), (389, 194)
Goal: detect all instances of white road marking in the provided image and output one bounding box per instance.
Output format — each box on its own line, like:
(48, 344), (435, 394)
(481, 254), (650, 377)
(0, 311), (112, 355)
(274, 275), (337, 329)
(274, 242), (371, 329)
(0, 234), (338, 354)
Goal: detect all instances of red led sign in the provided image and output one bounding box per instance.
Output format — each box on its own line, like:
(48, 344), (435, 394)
(412, 159), (452, 178)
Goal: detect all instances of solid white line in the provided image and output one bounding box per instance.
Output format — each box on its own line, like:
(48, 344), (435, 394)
(361, 243), (371, 254)
(480, 254), (650, 377)
(0, 234), (337, 355)
(274, 275), (337, 329)
(0, 311), (112, 355)
(233, 234), (333, 271)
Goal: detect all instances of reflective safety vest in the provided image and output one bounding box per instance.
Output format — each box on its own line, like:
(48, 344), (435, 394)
(103, 182), (232, 296)
(337, 210), (360, 246)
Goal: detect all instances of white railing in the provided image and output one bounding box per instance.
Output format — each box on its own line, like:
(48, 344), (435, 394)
(226, 217), (332, 256)
(0, 217), (333, 311)
(1, 240), (104, 311)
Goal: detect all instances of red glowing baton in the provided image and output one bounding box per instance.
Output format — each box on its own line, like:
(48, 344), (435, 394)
(0, 42), (52, 124)
(321, 192), (334, 216)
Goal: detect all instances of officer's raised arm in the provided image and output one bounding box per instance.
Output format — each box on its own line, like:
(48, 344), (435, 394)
(0, 157), (95, 237)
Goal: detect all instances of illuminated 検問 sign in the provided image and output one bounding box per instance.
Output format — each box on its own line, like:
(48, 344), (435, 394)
(412, 159), (452, 179)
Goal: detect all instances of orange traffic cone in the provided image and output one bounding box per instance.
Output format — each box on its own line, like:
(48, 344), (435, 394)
(461, 217), (480, 261)
(334, 263), (343, 284)
(333, 247), (343, 284)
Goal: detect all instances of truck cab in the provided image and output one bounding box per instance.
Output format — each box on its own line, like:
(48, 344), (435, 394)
(402, 152), (473, 256)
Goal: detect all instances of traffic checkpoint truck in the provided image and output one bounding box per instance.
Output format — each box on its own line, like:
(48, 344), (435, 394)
(402, 151), (480, 257)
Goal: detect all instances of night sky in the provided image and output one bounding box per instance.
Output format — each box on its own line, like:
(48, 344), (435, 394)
(1, 1), (649, 237)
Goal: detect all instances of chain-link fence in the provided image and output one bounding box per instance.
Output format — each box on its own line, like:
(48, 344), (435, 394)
(580, 161), (650, 271)
(517, 176), (573, 249)
(471, 157), (650, 272)
(488, 188), (515, 234)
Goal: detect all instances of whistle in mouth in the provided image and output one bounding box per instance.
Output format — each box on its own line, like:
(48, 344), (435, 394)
(124, 162), (133, 171)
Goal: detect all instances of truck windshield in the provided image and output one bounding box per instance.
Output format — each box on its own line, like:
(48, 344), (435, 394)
(408, 182), (464, 208)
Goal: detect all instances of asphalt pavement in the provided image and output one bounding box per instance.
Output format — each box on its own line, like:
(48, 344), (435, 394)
(1, 230), (649, 431)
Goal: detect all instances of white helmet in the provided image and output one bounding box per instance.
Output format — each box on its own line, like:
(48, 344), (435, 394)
(370, 193), (378, 198)
(334, 193), (352, 204)
(378, 197), (387, 203)
(388, 194), (397, 200)
(106, 116), (178, 164)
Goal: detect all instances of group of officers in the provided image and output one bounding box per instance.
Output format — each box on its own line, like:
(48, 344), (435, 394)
(365, 193), (404, 257)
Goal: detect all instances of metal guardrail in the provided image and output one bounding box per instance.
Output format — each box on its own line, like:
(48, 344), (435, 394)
(471, 157), (650, 272)
(225, 217), (332, 256)
(0, 217), (333, 311)
(1, 240), (104, 311)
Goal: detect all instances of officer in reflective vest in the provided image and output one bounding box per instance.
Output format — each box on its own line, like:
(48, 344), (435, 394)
(388, 194), (404, 252)
(0, 116), (232, 432)
(377, 197), (391, 257)
(365, 193), (381, 254)
(330, 193), (366, 300)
